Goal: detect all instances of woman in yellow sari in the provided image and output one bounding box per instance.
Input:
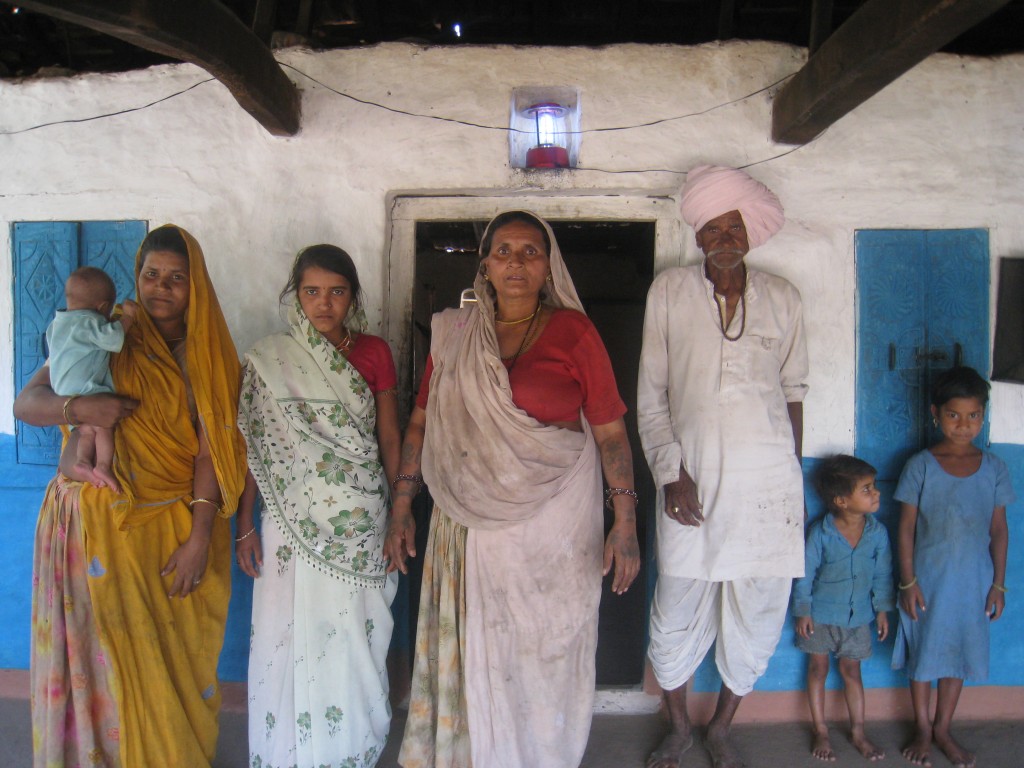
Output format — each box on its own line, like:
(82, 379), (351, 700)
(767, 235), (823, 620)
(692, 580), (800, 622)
(14, 224), (246, 767)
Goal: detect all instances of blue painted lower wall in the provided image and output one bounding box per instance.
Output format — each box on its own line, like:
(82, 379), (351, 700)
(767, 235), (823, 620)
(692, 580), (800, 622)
(2, 434), (1022, 692)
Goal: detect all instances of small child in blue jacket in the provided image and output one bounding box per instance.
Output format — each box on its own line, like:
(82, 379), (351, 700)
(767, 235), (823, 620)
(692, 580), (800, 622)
(793, 454), (895, 762)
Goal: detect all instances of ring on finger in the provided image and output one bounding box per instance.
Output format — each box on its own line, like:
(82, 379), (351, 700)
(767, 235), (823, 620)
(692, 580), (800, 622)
(672, 505), (680, 513)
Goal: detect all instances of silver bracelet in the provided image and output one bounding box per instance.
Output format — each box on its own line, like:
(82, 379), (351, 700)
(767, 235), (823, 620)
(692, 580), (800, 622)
(234, 527), (256, 543)
(392, 473), (423, 490)
(604, 487), (638, 511)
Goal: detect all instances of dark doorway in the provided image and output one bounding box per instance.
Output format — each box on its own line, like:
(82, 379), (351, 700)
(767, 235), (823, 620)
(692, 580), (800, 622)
(406, 217), (657, 686)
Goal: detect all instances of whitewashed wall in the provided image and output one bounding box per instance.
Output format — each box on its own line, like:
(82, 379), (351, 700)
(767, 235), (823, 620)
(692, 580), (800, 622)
(2, 40), (1023, 448)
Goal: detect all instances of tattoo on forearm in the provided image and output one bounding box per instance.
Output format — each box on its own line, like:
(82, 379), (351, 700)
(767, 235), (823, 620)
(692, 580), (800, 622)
(600, 436), (633, 486)
(400, 441), (422, 468)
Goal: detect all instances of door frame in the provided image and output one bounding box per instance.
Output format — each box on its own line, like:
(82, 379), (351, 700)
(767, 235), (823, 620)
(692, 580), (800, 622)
(382, 191), (681, 697)
(383, 191), (684, 402)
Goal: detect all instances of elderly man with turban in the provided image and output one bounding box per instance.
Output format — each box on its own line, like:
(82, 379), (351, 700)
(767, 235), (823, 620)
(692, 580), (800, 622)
(638, 165), (808, 768)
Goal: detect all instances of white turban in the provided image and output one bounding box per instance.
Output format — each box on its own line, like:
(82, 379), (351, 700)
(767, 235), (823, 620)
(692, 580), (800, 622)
(680, 165), (785, 249)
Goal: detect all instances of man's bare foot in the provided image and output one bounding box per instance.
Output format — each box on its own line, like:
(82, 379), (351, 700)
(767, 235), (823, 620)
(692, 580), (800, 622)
(851, 731), (885, 762)
(933, 731), (974, 768)
(91, 464), (121, 493)
(811, 730), (837, 761)
(901, 729), (932, 767)
(707, 725), (745, 768)
(646, 730), (694, 768)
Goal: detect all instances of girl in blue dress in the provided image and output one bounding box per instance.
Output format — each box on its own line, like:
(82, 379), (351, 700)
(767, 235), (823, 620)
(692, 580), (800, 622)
(893, 366), (1014, 768)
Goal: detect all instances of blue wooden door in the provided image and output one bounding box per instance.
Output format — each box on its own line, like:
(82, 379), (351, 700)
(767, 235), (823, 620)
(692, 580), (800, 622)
(13, 220), (145, 464)
(855, 229), (990, 483)
(80, 221), (145, 301)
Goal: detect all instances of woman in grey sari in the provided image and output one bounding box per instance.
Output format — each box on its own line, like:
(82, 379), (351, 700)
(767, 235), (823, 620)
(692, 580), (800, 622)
(386, 211), (640, 768)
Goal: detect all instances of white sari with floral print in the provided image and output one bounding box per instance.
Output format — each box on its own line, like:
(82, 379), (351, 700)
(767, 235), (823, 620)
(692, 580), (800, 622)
(239, 306), (397, 768)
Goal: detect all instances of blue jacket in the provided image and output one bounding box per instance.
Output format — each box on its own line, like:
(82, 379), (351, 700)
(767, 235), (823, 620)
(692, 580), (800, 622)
(792, 514), (895, 628)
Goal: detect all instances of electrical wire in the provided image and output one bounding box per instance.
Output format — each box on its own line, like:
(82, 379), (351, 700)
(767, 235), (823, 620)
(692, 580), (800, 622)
(281, 62), (795, 137)
(0, 77), (216, 135)
(0, 61), (816, 169)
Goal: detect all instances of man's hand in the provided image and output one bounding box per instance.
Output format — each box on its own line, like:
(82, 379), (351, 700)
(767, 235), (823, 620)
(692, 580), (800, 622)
(663, 464), (703, 526)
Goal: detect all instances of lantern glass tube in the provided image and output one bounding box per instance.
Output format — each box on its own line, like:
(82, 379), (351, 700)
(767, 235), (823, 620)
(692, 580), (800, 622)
(524, 102), (569, 169)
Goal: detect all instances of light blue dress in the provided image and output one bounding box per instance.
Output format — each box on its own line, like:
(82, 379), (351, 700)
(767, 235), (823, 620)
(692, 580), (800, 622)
(892, 450), (1015, 681)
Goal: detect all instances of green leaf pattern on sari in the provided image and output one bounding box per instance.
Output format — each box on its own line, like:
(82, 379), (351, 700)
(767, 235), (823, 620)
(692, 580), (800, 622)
(238, 308), (388, 590)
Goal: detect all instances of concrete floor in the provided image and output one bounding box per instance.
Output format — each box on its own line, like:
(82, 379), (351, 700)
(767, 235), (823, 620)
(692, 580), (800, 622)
(2, 697), (1023, 768)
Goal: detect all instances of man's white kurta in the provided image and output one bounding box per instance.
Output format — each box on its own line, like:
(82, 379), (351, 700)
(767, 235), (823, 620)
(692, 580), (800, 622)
(637, 264), (808, 581)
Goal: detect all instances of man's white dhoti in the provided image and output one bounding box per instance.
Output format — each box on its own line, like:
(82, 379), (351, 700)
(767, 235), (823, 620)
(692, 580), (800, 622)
(648, 575), (792, 696)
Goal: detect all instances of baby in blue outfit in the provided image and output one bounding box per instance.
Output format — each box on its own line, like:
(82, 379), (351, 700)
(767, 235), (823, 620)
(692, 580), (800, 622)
(793, 454), (895, 762)
(46, 266), (136, 492)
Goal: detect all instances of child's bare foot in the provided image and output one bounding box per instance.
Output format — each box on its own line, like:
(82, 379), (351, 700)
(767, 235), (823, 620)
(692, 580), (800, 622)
(707, 724), (745, 768)
(933, 731), (974, 768)
(811, 730), (837, 761)
(92, 464), (121, 493)
(646, 729), (693, 768)
(901, 729), (932, 767)
(72, 460), (104, 486)
(851, 730), (885, 761)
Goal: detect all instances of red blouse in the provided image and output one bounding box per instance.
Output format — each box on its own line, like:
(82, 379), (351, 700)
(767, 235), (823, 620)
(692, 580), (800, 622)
(348, 333), (397, 395)
(416, 309), (626, 426)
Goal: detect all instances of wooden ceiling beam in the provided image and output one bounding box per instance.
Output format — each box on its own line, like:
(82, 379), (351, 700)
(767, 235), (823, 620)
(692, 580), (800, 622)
(807, 0), (833, 55)
(772, 0), (1011, 145)
(8, 0), (300, 136)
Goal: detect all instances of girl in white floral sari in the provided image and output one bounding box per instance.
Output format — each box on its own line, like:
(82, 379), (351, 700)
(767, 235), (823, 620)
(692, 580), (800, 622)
(236, 245), (400, 768)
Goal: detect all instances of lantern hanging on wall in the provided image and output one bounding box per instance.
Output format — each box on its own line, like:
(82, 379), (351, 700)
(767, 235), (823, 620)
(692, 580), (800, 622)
(509, 87), (580, 170)
(524, 102), (570, 169)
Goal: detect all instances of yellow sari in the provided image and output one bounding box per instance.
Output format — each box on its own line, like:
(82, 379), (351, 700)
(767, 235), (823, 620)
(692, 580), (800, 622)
(31, 226), (245, 767)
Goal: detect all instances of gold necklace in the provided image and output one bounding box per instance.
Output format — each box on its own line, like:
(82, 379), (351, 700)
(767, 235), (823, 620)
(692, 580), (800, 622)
(495, 304), (540, 325)
(502, 307), (541, 370)
(334, 328), (353, 353)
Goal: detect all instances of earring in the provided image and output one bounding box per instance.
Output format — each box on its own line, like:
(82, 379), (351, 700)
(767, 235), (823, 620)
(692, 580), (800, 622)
(545, 274), (552, 282)
(932, 417), (939, 428)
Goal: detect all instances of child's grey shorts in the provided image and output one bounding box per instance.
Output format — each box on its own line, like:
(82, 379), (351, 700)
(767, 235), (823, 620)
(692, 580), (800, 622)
(795, 622), (873, 659)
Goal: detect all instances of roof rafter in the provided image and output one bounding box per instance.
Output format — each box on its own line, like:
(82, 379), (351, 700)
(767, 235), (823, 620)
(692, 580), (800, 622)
(772, 0), (1011, 145)
(6, 0), (300, 136)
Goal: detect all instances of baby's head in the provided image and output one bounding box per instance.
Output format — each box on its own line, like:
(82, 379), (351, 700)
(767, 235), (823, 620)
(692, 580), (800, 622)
(815, 454), (879, 516)
(65, 267), (116, 318)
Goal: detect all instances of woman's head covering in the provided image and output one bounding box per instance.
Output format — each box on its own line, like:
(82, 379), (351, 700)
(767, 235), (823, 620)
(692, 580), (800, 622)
(473, 210), (584, 317)
(680, 165), (785, 249)
(109, 224), (246, 527)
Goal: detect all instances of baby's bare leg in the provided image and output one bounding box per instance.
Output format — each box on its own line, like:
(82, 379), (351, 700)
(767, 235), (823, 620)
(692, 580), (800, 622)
(838, 657), (883, 761)
(68, 425), (100, 484)
(91, 425), (121, 493)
